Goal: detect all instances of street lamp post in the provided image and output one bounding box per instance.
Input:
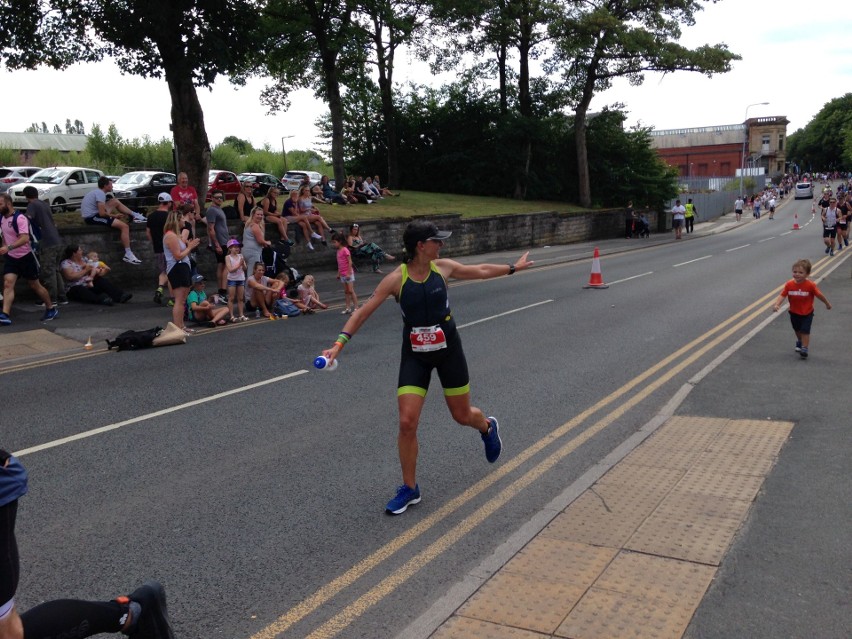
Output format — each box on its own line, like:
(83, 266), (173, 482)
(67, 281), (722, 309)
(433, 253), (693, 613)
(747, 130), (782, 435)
(740, 102), (769, 197)
(281, 135), (294, 173)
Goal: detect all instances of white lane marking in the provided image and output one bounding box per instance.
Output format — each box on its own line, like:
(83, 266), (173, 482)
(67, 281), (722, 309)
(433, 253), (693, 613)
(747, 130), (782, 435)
(726, 244), (751, 252)
(758, 237), (775, 243)
(457, 300), (553, 329)
(781, 231), (793, 236)
(608, 271), (653, 286)
(673, 255), (712, 267)
(14, 370), (309, 457)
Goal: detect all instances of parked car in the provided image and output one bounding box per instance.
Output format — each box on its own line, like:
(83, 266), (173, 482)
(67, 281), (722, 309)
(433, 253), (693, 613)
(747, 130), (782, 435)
(207, 170), (242, 201)
(794, 182), (814, 200)
(111, 171), (177, 210)
(281, 170), (322, 192)
(238, 172), (284, 197)
(9, 166), (104, 211)
(0, 166), (42, 194)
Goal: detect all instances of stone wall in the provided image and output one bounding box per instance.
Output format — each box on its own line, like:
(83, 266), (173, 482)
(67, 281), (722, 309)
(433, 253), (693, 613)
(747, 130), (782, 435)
(50, 207), (659, 289)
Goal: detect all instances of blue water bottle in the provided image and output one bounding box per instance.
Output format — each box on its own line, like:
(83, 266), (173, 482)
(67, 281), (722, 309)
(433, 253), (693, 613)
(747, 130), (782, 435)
(314, 356), (339, 371)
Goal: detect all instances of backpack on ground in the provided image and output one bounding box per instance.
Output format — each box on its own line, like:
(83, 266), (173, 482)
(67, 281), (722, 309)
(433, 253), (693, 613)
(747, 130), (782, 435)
(106, 327), (162, 351)
(273, 297), (301, 318)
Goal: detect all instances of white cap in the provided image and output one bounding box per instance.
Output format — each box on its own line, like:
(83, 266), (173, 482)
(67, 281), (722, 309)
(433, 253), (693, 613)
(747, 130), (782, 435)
(158, 192), (173, 203)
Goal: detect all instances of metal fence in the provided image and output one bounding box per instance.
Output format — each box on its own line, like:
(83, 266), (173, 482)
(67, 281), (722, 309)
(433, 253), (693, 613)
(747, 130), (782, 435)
(668, 175), (770, 220)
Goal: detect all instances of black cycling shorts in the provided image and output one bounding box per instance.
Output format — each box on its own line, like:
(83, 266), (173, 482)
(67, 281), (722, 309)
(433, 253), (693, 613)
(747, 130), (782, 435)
(398, 332), (470, 398)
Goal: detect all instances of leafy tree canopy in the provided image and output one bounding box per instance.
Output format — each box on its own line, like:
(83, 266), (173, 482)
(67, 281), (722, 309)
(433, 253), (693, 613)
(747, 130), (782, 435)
(787, 94), (852, 171)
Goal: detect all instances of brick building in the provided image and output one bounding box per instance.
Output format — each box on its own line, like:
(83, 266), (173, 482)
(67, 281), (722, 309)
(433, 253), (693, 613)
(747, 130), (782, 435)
(649, 116), (789, 179)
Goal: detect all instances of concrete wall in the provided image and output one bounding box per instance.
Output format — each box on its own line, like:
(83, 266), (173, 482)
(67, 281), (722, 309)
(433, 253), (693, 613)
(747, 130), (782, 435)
(48, 208), (662, 289)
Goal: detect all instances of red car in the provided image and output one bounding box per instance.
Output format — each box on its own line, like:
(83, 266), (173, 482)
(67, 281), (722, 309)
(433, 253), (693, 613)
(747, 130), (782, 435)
(206, 170), (242, 201)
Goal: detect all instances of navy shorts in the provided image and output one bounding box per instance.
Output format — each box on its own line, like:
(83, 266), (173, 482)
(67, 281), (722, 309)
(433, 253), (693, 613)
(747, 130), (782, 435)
(789, 311), (813, 335)
(84, 215), (118, 227)
(2, 252), (40, 280)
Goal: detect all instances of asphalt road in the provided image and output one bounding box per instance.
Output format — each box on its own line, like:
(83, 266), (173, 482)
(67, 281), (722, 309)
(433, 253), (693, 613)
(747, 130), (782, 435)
(3, 193), (849, 638)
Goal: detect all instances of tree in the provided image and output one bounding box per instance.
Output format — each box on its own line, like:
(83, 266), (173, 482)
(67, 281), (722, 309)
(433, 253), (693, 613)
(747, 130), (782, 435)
(4, 0), (259, 202)
(549, 0), (739, 207)
(787, 94), (852, 171)
(356, 0), (429, 188)
(221, 136), (254, 155)
(431, 0), (561, 199)
(258, 0), (361, 189)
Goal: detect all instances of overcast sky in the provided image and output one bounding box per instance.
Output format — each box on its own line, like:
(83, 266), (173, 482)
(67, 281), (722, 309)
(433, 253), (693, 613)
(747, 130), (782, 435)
(2, 0), (848, 158)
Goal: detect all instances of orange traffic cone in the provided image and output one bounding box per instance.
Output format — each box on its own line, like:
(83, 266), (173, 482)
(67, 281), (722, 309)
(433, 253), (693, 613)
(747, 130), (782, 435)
(84, 336), (93, 350)
(792, 213), (800, 230)
(583, 247), (609, 289)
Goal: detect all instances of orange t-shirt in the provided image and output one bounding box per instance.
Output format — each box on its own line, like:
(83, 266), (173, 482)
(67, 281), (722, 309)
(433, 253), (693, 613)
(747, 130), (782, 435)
(780, 279), (822, 316)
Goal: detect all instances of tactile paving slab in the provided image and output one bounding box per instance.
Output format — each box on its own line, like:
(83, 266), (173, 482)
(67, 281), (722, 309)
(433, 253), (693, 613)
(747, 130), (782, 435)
(542, 481), (675, 548)
(593, 551), (716, 607)
(555, 587), (701, 639)
(503, 537), (618, 583)
(456, 571), (588, 634)
(431, 616), (550, 638)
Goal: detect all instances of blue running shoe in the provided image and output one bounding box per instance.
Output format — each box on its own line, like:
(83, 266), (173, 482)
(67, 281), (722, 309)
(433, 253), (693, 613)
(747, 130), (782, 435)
(799, 347), (808, 359)
(41, 307), (59, 322)
(386, 484), (421, 515)
(124, 580), (175, 639)
(482, 416), (502, 463)
(795, 340), (802, 352)
(0, 312), (10, 326)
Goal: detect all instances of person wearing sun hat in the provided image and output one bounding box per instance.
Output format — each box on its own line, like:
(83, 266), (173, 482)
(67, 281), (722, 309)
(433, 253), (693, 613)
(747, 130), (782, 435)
(322, 219), (534, 514)
(186, 273), (231, 326)
(224, 237), (248, 321)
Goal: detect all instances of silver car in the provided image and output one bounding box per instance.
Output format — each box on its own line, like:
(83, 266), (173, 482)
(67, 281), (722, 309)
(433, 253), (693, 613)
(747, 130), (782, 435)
(0, 166), (42, 193)
(794, 182), (814, 199)
(281, 170), (322, 192)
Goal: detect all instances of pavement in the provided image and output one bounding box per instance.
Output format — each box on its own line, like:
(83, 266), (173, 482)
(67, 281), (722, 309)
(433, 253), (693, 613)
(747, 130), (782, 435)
(2, 195), (850, 638)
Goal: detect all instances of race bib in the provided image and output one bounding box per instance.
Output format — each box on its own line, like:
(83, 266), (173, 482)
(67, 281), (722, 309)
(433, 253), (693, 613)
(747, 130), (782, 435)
(409, 325), (447, 352)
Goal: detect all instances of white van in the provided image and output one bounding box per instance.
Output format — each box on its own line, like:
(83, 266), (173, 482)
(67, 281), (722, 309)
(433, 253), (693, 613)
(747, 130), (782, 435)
(794, 182), (814, 199)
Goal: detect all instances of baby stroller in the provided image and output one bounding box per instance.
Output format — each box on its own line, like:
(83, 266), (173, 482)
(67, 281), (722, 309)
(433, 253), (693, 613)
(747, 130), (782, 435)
(261, 241), (304, 296)
(635, 216), (650, 238)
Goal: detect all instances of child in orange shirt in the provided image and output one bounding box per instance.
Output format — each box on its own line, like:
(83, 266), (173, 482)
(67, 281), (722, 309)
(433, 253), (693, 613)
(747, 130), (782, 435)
(772, 259), (831, 358)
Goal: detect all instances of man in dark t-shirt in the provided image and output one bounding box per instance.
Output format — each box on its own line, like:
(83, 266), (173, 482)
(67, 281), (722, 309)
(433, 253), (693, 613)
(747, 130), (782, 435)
(205, 190), (230, 303)
(23, 186), (66, 305)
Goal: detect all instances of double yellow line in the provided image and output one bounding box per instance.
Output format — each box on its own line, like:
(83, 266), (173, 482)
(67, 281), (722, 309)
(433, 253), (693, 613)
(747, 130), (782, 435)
(250, 254), (839, 639)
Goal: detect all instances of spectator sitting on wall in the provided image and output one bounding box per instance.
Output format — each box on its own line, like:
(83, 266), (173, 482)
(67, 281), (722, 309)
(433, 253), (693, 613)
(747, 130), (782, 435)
(80, 177), (144, 264)
(169, 172), (202, 228)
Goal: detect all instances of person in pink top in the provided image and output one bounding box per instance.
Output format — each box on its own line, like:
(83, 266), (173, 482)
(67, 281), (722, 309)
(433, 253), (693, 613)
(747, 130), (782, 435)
(169, 172), (201, 229)
(333, 231), (358, 314)
(0, 194), (57, 325)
